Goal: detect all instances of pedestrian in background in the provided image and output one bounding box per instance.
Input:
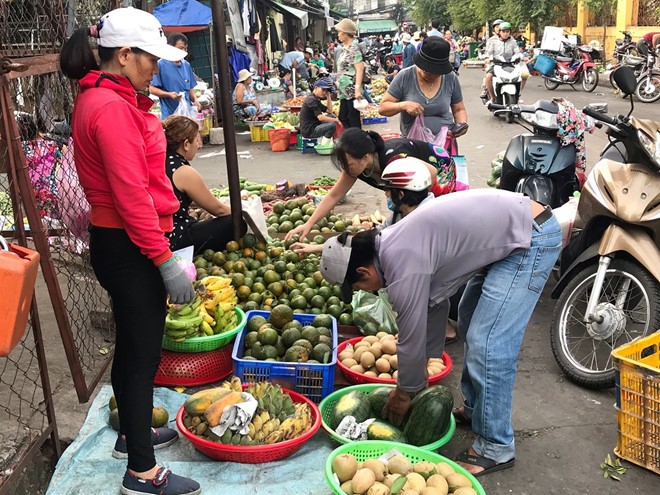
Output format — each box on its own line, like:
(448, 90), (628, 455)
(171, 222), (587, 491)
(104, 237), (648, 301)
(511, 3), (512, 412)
(60, 7), (199, 495)
(402, 33), (416, 68)
(334, 18), (365, 129)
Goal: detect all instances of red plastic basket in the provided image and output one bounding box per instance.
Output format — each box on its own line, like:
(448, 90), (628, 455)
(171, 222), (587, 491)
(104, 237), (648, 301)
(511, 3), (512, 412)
(175, 385), (321, 463)
(154, 345), (234, 387)
(336, 337), (452, 385)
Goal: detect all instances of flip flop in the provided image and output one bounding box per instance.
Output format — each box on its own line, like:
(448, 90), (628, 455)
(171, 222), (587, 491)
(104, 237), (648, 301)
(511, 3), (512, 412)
(455, 449), (515, 477)
(445, 335), (458, 345)
(452, 407), (472, 426)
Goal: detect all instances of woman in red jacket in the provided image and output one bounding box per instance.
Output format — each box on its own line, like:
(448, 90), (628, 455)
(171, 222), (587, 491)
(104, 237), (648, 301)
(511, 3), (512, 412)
(60, 7), (200, 495)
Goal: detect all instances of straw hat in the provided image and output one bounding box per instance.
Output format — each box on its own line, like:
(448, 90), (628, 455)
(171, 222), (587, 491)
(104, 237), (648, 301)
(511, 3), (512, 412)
(402, 33), (412, 43)
(335, 18), (357, 36)
(237, 69), (252, 83)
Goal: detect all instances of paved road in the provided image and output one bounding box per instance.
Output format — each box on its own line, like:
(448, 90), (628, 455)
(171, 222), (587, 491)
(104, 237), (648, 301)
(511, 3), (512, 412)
(37, 68), (659, 494)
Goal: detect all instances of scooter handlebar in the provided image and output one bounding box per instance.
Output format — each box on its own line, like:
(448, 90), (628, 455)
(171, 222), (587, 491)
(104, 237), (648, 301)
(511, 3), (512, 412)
(583, 106), (618, 126)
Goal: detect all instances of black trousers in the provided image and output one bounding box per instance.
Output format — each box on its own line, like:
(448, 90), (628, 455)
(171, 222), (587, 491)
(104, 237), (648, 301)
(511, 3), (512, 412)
(171, 216), (246, 255)
(339, 98), (362, 129)
(90, 227), (166, 472)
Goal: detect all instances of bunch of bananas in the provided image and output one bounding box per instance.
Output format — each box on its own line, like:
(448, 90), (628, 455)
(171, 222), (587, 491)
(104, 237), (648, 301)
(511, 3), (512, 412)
(165, 276), (238, 341)
(264, 403), (312, 444)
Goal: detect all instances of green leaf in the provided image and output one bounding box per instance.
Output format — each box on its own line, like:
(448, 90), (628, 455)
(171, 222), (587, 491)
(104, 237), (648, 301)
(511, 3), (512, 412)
(603, 471), (609, 478)
(611, 475), (621, 481)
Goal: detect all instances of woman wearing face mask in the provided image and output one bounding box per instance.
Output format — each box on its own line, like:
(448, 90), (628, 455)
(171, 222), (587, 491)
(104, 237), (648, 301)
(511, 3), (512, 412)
(162, 115), (246, 254)
(285, 128), (454, 242)
(60, 7), (199, 495)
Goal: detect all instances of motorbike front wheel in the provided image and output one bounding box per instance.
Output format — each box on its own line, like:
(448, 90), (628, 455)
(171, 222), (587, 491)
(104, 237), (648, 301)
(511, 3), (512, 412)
(503, 94), (514, 123)
(551, 259), (660, 389)
(635, 74), (660, 103)
(544, 77), (560, 90)
(582, 68), (599, 92)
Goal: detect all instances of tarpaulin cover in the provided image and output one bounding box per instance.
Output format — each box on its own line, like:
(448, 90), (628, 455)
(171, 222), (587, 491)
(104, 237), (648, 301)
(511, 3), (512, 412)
(154, 0), (211, 30)
(46, 385), (335, 495)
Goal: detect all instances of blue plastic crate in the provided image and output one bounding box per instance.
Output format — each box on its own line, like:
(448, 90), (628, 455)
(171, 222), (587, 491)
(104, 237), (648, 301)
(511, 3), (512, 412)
(534, 54), (557, 76)
(301, 138), (318, 154)
(362, 117), (388, 125)
(232, 310), (337, 403)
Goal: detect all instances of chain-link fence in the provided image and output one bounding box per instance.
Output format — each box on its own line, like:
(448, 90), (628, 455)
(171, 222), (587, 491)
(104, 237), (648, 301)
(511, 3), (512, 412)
(638, 0), (660, 26)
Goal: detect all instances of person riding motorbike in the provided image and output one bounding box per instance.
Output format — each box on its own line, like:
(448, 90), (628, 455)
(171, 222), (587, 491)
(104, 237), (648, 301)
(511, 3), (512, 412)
(485, 23), (524, 103)
(636, 31), (660, 58)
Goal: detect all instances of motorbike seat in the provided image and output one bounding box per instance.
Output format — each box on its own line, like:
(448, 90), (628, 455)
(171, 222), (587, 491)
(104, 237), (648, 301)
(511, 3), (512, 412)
(556, 56), (573, 63)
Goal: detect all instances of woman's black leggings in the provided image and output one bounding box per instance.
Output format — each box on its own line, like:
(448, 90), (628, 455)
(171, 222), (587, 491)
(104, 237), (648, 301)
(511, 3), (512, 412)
(339, 98), (362, 129)
(172, 216), (247, 255)
(90, 227), (166, 472)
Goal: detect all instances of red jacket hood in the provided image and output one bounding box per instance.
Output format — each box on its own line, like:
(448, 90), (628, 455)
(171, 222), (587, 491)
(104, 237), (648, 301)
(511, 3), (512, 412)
(78, 71), (154, 111)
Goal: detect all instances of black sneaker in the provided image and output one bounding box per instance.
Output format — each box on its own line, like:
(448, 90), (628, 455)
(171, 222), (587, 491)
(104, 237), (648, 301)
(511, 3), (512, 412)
(121, 468), (200, 495)
(113, 428), (179, 459)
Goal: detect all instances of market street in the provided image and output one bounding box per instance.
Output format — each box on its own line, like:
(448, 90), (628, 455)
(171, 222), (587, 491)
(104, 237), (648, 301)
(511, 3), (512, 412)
(36, 67), (660, 494)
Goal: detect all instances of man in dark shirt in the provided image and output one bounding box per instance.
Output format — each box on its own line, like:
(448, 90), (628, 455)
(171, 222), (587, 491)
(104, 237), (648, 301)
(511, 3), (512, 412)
(299, 77), (340, 140)
(384, 56), (401, 83)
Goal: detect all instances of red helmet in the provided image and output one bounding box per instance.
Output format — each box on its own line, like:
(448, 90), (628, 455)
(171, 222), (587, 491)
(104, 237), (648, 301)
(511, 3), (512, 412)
(381, 157), (432, 191)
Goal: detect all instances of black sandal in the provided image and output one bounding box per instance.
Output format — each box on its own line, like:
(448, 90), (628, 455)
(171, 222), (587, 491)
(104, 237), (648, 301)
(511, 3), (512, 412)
(452, 407), (472, 426)
(455, 449), (515, 477)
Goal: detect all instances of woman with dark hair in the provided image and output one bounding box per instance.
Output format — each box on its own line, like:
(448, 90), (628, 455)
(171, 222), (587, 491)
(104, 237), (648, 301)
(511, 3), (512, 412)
(285, 127), (454, 241)
(334, 18), (365, 129)
(60, 7), (200, 495)
(162, 115), (245, 254)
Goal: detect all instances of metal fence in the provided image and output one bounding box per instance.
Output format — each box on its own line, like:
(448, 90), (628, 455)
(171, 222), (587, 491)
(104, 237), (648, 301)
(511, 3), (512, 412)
(637, 0), (660, 26)
(0, 0), (128, 491)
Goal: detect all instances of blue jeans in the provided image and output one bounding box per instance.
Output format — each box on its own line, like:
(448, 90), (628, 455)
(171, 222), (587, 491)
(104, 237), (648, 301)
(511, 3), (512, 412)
(309, 122), (337, 139)
(457, 213), (561, 463)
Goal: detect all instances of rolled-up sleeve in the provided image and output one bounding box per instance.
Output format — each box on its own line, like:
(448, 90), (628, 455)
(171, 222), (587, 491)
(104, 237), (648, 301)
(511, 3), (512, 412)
(386, 273), (432, 392)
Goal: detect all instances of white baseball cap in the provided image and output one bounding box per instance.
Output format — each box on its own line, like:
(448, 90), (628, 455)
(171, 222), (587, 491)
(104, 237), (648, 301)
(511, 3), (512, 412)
(305, 47), (314, 55)
(320, 235), (355, 304)
(97, 7), (187, 62)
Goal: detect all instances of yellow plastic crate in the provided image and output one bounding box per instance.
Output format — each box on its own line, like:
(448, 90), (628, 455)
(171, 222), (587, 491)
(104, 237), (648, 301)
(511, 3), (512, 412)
(612, 332), (660, 474)
(249, 125), (269, 142)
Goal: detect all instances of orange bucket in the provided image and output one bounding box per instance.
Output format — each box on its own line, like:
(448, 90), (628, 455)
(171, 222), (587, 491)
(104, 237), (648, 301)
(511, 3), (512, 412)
(0, 239), (40, 356)
(268, 128), (291, 152)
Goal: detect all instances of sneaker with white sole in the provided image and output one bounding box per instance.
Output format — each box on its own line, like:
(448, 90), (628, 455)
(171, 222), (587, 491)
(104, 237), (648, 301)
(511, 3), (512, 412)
(121, 468), (200, 495)
(113, 428), (179, 459)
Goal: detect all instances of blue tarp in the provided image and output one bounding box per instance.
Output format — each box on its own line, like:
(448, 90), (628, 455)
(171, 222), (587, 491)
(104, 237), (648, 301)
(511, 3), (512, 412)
(46, 385), (336, 495)
(153, 0), (211, 29)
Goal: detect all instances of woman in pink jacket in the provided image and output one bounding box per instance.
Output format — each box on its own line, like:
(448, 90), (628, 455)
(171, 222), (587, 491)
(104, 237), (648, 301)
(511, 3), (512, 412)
(60, 7), (200, 495)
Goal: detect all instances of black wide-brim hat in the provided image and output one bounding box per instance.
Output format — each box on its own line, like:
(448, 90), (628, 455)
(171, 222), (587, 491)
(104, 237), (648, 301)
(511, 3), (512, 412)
(413, 37), (454, 75)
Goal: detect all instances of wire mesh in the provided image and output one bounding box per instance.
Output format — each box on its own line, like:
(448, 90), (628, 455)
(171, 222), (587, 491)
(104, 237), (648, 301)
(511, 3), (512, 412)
(637, 0), (660, 27)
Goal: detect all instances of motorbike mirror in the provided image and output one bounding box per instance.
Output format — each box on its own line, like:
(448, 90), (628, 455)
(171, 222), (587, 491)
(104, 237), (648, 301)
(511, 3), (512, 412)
(586, 103), (608, 113)
(612, 66), (637, 96)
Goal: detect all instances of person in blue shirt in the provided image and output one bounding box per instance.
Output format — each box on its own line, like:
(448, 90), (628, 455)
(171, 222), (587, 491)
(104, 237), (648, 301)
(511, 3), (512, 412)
(149, 33), (202, 120)
(401, 33), (416, 68)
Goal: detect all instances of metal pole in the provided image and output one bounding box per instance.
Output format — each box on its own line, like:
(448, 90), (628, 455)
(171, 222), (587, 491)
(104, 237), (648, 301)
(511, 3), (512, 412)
(209, 23), (218, 127)
(210, 0), (243, 241)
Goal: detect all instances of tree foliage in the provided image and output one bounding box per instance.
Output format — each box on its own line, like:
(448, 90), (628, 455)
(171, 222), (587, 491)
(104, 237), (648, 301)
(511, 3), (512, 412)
(403, 0), (451, 29)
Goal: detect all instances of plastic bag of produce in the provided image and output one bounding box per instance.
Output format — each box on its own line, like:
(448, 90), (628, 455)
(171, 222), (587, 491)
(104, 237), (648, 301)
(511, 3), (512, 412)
(407, 115), (448, 148)
(351, 289), (398, 335)
(173, 93), (198, 119)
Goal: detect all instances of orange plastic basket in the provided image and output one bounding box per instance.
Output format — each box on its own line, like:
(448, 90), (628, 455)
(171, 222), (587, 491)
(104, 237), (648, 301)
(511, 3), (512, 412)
(335, 337), (452, 385)
(268, 128), (291, 152)
(175, 385), (321, 463)
(0, 241), (40, 357)
(612, 333), (660, 474)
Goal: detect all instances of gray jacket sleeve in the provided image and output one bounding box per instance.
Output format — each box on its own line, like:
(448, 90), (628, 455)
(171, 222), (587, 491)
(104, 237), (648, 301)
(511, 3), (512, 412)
(386, 273), (433, 392)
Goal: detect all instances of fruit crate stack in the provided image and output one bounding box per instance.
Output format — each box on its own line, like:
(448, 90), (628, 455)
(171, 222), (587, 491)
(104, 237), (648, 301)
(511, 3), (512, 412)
(233, 308), (338, 403)
(156, 276), (247, 387)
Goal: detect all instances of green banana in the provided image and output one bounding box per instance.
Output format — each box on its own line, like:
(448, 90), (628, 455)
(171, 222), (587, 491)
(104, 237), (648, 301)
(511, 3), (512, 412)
(200, 320), (214, 336)
(165, 328), (189, 338)
(165, 314), (203, 330)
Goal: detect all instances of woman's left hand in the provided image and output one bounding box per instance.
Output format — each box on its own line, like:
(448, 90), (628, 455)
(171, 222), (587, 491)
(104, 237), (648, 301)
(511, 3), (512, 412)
(354, 87), (362, 100)
(382, 388), (414, 427)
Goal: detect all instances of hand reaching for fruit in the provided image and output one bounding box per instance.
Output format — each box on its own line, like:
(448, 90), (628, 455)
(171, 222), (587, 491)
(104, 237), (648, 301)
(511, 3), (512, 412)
(290, 242), (323, 255)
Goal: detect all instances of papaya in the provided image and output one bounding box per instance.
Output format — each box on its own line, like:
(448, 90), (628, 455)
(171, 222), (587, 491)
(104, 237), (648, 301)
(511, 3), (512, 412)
(183, 387), (233, 416)
(204, 391), (246, 427)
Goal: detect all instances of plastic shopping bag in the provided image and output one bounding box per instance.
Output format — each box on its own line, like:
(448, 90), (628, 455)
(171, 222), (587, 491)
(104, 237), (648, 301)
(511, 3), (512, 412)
(351, 289), (398, 336)
(173, 93), (198, 119)
(407, 115), (448, 148)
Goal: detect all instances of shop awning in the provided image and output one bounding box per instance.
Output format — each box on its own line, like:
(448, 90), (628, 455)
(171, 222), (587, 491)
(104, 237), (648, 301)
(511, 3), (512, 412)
(357, 19), (398, 34)
(153, 0), (211, 32)
(263, 0), (309, 29)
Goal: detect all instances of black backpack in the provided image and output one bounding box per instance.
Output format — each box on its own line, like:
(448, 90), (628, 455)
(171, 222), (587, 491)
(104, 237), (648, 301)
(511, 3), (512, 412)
(358, 44), (372, 85)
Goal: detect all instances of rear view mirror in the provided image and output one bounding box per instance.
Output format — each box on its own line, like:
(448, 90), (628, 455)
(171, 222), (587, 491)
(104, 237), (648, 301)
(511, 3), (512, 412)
(613, 67), (637, 96)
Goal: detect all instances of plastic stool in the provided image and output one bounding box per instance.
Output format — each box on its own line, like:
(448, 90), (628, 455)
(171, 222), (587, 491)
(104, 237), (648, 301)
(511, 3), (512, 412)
(301, 138), (318, 154)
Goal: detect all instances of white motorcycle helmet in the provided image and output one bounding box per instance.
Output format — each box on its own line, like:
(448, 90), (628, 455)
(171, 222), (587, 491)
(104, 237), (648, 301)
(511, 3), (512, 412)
(381, 157), (432, 191)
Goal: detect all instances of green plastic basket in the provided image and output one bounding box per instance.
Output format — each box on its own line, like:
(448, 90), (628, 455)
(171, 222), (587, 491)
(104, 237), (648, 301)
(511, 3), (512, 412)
(324, 441), (486, 495)
(162, 307), (246, 353)
(318, 383), (456, 451)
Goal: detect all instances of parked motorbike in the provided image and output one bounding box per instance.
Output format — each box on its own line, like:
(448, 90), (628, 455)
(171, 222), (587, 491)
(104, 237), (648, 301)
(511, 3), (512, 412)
(542, 42), (599, 92)
(486, 54), (524, 122)
(489, 99), (583, 207)
(607, 53), (646, 91)
(613, 31), (638, 62)
(550, 67), (660, 389)
(634, 46), (660, 104)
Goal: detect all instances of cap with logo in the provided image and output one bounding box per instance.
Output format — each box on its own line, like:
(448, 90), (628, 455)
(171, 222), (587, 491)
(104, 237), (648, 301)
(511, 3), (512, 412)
(97, 7), (187, 62)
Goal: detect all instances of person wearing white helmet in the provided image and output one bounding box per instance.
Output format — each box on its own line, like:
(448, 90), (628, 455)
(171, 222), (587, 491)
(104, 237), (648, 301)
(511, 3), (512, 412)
(60, 7), (200, 495)
(318, 189), (561, 477)
(480, 19), (506, 99)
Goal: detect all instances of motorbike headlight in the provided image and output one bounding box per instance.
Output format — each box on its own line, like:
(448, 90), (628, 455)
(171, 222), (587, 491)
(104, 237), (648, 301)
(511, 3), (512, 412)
(637, 129), (660, 169)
